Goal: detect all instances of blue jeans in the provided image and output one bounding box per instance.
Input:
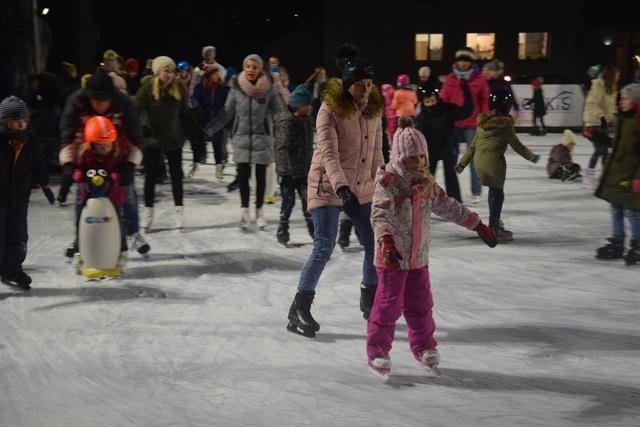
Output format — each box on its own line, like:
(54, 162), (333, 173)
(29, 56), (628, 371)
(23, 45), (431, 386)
(611, 202), (640, 240)
(455, 127), (481, 196)
(297, 204), (377, 291)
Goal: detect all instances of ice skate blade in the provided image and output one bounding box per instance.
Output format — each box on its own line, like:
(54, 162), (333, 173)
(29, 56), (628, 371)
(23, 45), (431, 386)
(286, 321), (316, 338)
(1, 279), (31, 290)
(369, 366), (390, 382)
(424, 364), (442, 376)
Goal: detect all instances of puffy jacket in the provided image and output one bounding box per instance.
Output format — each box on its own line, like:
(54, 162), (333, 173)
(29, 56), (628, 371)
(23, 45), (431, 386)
(439, 70), (489, 128)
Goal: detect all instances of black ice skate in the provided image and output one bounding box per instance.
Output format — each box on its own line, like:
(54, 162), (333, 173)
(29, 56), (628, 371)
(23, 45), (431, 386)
(494, 227), (513, 244)
(287, 290), (319, 338)
(276, 220), (289, 247)
(623, 240), (640, 266)
(337, 219), (352, 250)
(360, 285), (377, 320)
(595, 237), (624, 260)
(1, 271), (32, 290)
(65, 239), (79, 258)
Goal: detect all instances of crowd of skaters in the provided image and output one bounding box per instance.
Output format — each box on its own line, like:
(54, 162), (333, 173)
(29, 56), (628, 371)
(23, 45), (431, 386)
(1, 42), (639, 376)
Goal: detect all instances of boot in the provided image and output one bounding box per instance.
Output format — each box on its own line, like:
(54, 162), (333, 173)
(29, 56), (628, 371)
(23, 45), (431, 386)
(338, 219), (352, 250)
(65, 239), (79, 258)
(623, 240), (640, 266)
(175, 206), (184, 229)
(360, 285), (377, 320)
(1, 271), (32, 289)
(305, 216), (315, 239)
(142, 207), (154, 230)
(276, 220), (289, 246)
(186, 162), (198, 179)
(215, 164), (224, 180)
(256, 207), (267, 230)
(596, 237), (624, 259)
(287, 290), (320, 337)
(493, 226), (513, 244)
(240, 207), (250, 229)
(129, 232), (150, 254)
(227, 176), (239, 192)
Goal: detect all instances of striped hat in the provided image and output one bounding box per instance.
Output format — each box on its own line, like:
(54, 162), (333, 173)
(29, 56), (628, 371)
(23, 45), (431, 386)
(0, 96), (29, 122)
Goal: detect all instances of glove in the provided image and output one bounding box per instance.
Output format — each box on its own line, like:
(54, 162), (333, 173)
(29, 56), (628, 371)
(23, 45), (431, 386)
(531, 154), (540, 164)
(631, 179), (640, 193)
(454, 163), (465, 174)
(474, 221), (497, 248)
(600, 116), (607, 129)
(119, 162), (135, 186)
(336, 186), (361, 219)
(379, 235), (403, 269)
(72, 169), (84, 183)
(42, 186), (55, 205)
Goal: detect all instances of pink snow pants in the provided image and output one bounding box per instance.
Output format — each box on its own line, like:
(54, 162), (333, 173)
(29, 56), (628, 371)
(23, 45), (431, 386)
(366, 266), (437, 360)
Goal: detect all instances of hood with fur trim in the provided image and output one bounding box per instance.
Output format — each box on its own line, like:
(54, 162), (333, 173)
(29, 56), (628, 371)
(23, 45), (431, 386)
(322, 77), (384, 119)
(476, 112), (515, 130)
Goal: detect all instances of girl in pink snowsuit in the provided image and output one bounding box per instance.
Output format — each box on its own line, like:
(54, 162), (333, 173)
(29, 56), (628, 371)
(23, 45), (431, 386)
(366, 116), (496, 375)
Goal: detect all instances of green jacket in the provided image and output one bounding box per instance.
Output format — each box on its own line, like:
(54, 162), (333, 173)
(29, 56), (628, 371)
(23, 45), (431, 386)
(459, 113), (536, 188)
(595, 113), (640, 210)
(135, 78), (186, 151)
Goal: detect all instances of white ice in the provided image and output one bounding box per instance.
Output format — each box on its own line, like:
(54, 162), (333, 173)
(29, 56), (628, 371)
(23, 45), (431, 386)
(1, 133), (638, 427)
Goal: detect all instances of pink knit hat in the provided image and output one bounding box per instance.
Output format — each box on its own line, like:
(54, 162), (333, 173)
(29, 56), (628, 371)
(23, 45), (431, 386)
(391, 116), (429, 166)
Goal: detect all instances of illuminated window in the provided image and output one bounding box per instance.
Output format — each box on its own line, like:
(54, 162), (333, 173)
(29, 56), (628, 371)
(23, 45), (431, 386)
(518, 32), (549, 60)
(415, 34), (443, 61)
(466, 33), (495, 60)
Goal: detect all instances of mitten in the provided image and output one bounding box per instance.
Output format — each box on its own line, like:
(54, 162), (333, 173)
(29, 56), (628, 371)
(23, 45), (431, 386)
(119, 162), (135, 186)
(72, 169), (84, 183)
(474, 221), (497, 248)
(631, 179), (640, 193)
(336, 186), (361, 219)
(42, 186), (55, 205)
(454, 163), (465, 174)
(531, 154), (540, 163)
(379, 235), (403, 269)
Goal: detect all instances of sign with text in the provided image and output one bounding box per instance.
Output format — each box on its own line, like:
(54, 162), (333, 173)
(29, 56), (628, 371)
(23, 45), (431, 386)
(512, 84), (585, 127)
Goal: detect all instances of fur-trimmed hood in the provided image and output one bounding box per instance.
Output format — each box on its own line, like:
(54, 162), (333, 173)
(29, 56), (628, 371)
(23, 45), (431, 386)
(322, 77), (384, 119)
(477, 112), (515, 130)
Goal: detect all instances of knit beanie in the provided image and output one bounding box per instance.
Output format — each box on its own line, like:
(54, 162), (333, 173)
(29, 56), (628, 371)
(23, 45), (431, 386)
(620, 83), (640, 103)
(288, 84), (312, 108)
(123, 58), (140, 73)
(561, 129), (576, 147)
(391, 116), (429, 166)
(202, 46), (216, 58)
(242, 54), (264, 71)
(341, 57), (375, 91)
(0, 96), (29, 122)
(484, 59), (504, 72)
(85, 70), (116, 100)
(455, 47), (476, 62)
(151, 56), (176, 76)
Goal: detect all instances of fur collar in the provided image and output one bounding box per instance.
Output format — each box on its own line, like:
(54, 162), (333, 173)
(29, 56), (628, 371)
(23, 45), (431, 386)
(237, 71), (272, 98)
(323, 78), (384, 119)
(477, 112), (515, 129)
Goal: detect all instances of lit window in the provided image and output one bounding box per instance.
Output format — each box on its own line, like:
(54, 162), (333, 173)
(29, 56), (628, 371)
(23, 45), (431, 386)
(466, 33), (495, 60)
(518, 32), (549, 60)
(415, 34), (443, 61)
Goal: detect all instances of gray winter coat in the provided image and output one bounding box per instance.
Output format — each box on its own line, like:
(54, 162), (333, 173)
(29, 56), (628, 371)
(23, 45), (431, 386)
(204, 76), (284, 165)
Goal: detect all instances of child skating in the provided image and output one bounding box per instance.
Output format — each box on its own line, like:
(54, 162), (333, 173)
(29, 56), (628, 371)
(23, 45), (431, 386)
(367, 117), (497, 380)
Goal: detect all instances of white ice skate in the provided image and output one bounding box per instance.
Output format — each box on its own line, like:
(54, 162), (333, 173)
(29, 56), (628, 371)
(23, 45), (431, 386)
(418, 349), (441, 376)
(368, 356), (391, 382)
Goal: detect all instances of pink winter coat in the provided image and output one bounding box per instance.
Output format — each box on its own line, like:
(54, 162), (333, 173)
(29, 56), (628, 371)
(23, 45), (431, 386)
(371, 163), (480, 270)
(307, 79), (385, 211)
(439, 70), (489, 129)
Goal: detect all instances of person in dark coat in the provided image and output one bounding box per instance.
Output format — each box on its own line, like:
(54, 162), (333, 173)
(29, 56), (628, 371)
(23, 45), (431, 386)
(415, 80), (473, 202)
(593, 83), (640, 264)
(0, 96), (54, 289)
(274, 84), (315, 246)
(530, 77), (547, 135)
(547, 130), (582, 181)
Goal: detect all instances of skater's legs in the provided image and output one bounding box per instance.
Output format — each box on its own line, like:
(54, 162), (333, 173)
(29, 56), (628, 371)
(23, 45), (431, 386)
(456, 127), (481, 196)
(611, 202), (626, 239)
(366, 267), (407, 360)
(350, 202), (377, 286)
(143, 148), (161, 207)
(297, 206), (339, 291)
(622, 204), (640, 240)
(279, 176), (295, 221)
(0, 203), (28, 275)
(254, 164), (267, 209)
(402, 266), (437, 356)
(122, 182), (139, 236)
(165, 148), (184, 206)
(488, 187), (505, 229)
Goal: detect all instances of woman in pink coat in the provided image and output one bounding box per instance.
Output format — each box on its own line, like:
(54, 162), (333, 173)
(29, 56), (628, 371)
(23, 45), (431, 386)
(287, 45), (385, 338)
(366, 117), (496, 378)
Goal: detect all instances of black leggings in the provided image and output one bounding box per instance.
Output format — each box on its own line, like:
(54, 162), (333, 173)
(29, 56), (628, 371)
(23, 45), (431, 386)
(588, 130), (610, 169)
(488, 187), (505, 229)
(143, 147), (183, 207)
(238, 163), (266, 208)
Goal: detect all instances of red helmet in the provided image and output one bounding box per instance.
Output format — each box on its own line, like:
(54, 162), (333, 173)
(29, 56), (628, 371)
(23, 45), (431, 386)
(84, 116), (117, 144)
